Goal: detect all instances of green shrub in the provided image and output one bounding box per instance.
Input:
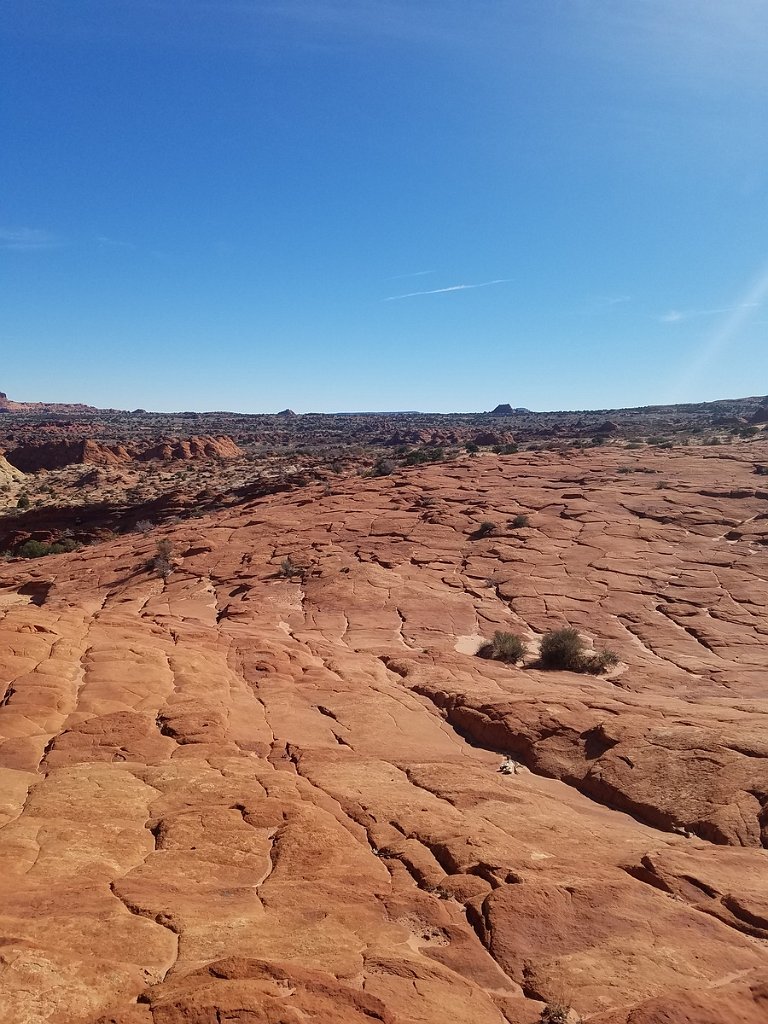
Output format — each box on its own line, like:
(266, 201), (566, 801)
(371, 458), (395, 477)
(478, 631), (526, 663)
(16, 538), (79, 559)
(539, 629), (619, 674)
(539, 628), (586, 671)
(16, 494), (30, 509)
(404, 446), (444, 466)
(509, 514), (530, 529)
(17, 540), (50, 558)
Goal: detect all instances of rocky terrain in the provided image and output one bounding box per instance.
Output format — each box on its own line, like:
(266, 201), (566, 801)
(1, 389), (767, 557)
(1, 435), (767, 1023)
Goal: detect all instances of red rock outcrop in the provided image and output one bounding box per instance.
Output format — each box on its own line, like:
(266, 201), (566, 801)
(5, 435), (242, 471)
(5, 440), (129, 471)
(136, 435), (242, 462)
(1, 444), (767, 1023)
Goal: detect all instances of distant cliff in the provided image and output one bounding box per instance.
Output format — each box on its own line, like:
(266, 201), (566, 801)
(0, 390), (98, 415)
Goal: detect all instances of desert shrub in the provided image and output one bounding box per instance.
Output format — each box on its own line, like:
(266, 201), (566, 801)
(510, 514), (530, 529)
(465, 441), (479, 453)
(617, 465), (634, 474)
(404, 446), (444, 466)
(278, 555), (303, 579)
(17, 540), (50, 558)
(540, 1005), (570, 1024)
(16, 538), (79, 559)
(55, 538), (79, 553)
(474, 520), (497, 538)
(478, 631), (526, 663)
(754, 465), (768, 476)
(540, 629), (619, 674)
(16, 494), (30, 509)
(588, 649), (619, 673)
(371, 457), (395, 477)
(539, 628), (586, 671)
(151, 538), (174, 579)
(134, 519), (154, 533)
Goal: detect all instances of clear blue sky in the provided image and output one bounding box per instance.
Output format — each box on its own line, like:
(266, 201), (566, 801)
(2, 1), (767, 413)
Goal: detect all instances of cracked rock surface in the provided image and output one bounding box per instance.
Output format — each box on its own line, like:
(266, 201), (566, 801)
(1, 446), (767, 1023)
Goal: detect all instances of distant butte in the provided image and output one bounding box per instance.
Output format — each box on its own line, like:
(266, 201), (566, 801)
(489, 402), (530, 415)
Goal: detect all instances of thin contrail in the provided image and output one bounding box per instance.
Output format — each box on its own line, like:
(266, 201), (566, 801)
(384, 278), (511, 301)
(388, 270), (436, 280)
(660, 303), (757, 323)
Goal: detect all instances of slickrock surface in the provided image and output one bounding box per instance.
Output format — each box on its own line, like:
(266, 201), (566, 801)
(1, 445), (767, 1023)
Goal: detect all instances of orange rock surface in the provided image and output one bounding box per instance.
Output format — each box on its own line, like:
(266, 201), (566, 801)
(1, 445), (767, 1023)
(4, 435), (241, 472)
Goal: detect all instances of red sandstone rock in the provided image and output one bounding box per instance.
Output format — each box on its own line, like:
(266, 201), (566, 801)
(1, 444), (767, 1022)
(5, 435), (241, 471)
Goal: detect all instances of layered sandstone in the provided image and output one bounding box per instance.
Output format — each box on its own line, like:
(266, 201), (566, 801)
(0, 444), (767, 1023)
(4, 436), (241, 472)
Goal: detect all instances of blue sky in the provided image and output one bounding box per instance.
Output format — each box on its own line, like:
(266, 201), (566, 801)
(2, 1), (767, 413)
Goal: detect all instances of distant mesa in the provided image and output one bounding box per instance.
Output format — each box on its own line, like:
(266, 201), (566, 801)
(489, 403), (530, 416)
(0, 388), (98, 415)
(276, 408), (299, 418)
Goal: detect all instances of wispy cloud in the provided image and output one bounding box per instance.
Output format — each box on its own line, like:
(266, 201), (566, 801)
(388, 269), (436, 280)
(0, 227), (63, 251)
(385, 278), (511, 301)
(659, 303), (758, 323)
(97, 234), (136, 249)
